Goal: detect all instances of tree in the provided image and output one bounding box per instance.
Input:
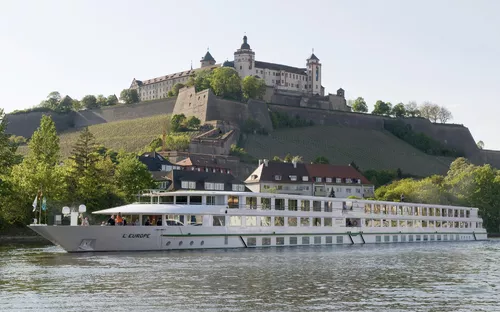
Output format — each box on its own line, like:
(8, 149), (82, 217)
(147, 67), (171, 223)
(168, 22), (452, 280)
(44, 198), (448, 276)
(242, 76), (266, 100)
(169, 83), (185, 97)
(477, 140), (485, 149)
(107, 94), (118, 106)
(57, 95), (73, 113)
(210, 67), (242, 100)
(185, 116), (201, 130)
(283, 153), (293, 163)
(72, 99), (83, 111)
(404, 101), (420, 117)
(372, 100), (392, 116)
(81, 95), (98, 109)
(438, 106), (453, 123)
(68, 127), (100, 174)
(188, 70), (213, 92)
(312, 156), (329, 164)
(10, 115), (66, 225)
(96, 94), (108, 107)
(115, 152), (155, 201)
(291, 155), (303, 163)
(419, 102), (440, 122)
(119, 89), (139, 104)
(164, 134), (190, 151)
(391, 103), (406, 118)
(351, 97), (368, 113)
(171, 114), (187, 132)
(0, 109), (19, 174)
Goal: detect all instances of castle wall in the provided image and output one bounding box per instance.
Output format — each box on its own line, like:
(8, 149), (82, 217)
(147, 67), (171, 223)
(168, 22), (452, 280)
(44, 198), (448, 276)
(268, 104), (385, 130)
(5, 111), (75, 138)
(73, 98), (176, 128)
(172, 87), (209, 122)
(476, 149), (500, 168)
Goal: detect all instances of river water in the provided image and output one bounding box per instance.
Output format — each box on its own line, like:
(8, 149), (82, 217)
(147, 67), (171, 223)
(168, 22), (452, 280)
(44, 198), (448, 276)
(1, 241), (500, 312)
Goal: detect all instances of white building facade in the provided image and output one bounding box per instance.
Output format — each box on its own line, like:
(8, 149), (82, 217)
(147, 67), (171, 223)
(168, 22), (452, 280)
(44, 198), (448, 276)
(129, 35), (324, 102)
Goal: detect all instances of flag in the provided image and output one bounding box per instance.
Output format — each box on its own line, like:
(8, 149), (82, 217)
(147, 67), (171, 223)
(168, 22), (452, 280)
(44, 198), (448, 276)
(42, 197), (47, 211)
(32, 195), (38, 212)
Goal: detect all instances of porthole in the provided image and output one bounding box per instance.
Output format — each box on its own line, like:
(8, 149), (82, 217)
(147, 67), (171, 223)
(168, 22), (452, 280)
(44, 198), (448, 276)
(166, 241), (171, 246)
(201, 240), (205, 246)
(190, 241), (194, 246)
(179, 241), (183, 246)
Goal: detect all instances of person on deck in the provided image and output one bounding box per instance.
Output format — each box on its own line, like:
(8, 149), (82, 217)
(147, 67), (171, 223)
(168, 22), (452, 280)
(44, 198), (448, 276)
(107, 215), (115, 226)
(115, 213), (123, 225)
(156, 218), (162, 226)
(145, 218), (151, 226)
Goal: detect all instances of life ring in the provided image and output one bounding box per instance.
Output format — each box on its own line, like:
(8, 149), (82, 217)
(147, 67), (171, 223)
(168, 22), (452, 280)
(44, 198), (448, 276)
(352, 220), (358, 226)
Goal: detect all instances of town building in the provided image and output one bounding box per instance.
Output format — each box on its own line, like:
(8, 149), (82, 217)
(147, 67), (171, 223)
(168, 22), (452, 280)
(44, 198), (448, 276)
(244, 160), (374, 198)
(165, 170), (248, 193)
(129, 35), (325, 102)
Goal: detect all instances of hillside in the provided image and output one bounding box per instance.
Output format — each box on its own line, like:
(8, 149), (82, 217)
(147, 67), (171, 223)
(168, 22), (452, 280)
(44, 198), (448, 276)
(242, 125), (456, 177)
(18, 114), (172, 157)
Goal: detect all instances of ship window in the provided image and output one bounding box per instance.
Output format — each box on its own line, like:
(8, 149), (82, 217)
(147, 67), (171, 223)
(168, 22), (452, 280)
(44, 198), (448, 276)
(324, 218), (332, 226)
(246, 216), (257, 226)
(275, 198), (285, 210)
(262, 237), (271, 246)
(276, 237), (284, 245)
(409, 235), (414, 242)
(302, 237), (310, 245)
(443, 234), (448, 241)
(337, 236), (344, 244)
(289, 237), (297, 245)
(260, 216), (271, 226)
(230, 216), (242, 226)
(376, 236), (381, 243)
(190, 196), (202, 205)
(206, 196), (215, 205)
(300, 217), (310, 227)
(437, 235), (442, 241)
(423, 235), (428, 241)
(247, 237), (256, 246)
(384, 236), (390, 242)
(393, 235), (398, 242)
(261, 198), (271, 210)
(275, 217), (284, 226)
(300, 200), (310, 211)
(228, 196), (239, 208)
(288, 217), (297, 226)
(313, 218), (321, 226)
(314, 237), (321, 244)
(288, 199), (298, 211)
(326, 236), (333, 244)
(401, 235), (406, 242)
(313, 201), (321, 212)
(212, 216), (225, 226)
(225, 236), (229, 245)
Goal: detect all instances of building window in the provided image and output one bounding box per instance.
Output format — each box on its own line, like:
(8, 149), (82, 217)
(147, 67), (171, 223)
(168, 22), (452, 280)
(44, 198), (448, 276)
(302, 176), (309, 181)
(356, 188), (361, 193)
(346, 188), (351, 194)
(346, 178), (353, 183)
(204, 182), (214, 190)
(181, 181), (196, 189)
(274, 175), (282, 181)
(315, 177), (322, 183)
(215, 183), (224, 191)
(232, 184), (245, 192)
(326, 178), (332, 183)
(336, 178), (342, 183)
(289, 175), (297, 181)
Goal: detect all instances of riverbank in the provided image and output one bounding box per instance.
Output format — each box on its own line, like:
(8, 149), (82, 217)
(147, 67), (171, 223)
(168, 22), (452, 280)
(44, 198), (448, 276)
(0, 227), (51, 246)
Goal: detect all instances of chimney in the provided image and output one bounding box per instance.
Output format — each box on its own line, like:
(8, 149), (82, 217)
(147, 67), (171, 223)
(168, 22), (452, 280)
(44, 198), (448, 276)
(263, 159), (269, 167)
(292, 159), (297, 168)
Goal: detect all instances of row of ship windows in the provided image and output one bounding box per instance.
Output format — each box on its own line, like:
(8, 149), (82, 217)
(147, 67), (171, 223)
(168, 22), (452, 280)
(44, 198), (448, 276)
(248, 236), (343, 246)
(364, 205), (472, 218)
(211, 216), (482, 228)
(375, 234), (470, 242)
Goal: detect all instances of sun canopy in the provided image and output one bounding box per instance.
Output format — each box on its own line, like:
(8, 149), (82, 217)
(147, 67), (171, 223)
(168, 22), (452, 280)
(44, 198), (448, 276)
(92, 204), (226, 215)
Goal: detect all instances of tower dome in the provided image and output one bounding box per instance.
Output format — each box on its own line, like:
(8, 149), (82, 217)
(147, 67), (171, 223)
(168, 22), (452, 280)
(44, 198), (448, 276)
(240, 35), (251, 50)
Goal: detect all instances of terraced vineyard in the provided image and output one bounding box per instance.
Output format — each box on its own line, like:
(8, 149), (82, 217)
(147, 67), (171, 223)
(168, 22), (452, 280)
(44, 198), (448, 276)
(19, 114), (175, 157)
(242, 125), (455, 177)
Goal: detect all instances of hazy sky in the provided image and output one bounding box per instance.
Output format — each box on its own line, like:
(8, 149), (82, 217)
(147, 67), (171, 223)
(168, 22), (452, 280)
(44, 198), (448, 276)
(1, 0), (499, 149)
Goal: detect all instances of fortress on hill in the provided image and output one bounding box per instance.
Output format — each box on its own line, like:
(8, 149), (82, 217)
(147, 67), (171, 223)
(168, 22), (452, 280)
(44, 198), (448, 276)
(129, 35), (350, 112)
(5, 35), (500, 178)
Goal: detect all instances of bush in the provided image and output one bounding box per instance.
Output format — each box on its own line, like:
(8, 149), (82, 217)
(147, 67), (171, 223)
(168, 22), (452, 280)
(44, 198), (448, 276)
(384, 120), (463, 157)
(270, 111), (313, 129)
(9, 135), (27, 145)
(242, 118), (267, 135)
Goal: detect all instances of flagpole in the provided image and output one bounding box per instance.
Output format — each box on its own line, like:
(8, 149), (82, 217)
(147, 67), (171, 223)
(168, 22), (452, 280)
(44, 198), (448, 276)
(39, 185), (42, 225)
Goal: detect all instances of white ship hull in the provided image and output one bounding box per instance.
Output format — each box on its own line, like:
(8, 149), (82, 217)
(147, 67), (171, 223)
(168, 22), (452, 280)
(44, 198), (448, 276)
(29, 225), (488, 253)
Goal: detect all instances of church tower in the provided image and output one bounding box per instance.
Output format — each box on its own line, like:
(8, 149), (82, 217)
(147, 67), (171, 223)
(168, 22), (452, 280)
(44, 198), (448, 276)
(306, 52), (322, 95)
(200, 50), (216, 68)
(233, 35), (255, 79)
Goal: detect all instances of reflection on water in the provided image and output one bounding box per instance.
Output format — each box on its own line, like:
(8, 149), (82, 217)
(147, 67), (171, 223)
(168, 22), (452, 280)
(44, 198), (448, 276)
(1, 241), (500, 311)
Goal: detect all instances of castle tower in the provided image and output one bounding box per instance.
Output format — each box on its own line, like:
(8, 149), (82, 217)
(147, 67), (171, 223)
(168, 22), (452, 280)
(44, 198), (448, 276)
(233, 35), (255, 78)
(201, 50), (216, 68)
(306, 52), (322, 95)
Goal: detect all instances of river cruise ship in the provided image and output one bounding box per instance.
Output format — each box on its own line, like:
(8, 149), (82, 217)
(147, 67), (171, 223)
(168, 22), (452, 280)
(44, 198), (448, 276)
(29, 190), (488, 252)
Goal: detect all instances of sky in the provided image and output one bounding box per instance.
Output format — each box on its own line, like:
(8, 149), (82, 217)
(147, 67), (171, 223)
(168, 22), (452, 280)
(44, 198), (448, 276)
(1, 0), (499, 149)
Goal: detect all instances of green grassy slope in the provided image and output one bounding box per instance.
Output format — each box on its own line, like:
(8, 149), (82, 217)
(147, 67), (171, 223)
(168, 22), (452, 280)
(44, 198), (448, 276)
(242, 125), (455, 177)
(18, 114), (172, 157)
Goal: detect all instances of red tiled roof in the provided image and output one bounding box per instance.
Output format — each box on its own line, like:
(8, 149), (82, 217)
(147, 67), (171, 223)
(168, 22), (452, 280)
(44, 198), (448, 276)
(305, 164), (371, 184)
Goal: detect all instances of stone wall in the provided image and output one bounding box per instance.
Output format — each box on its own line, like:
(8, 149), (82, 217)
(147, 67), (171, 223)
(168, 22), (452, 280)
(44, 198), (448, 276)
(5, 111), (75, 138)
(189, 129), (238, 155)
(172, 87), (208, 122)
(74, 98), (175, 128)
